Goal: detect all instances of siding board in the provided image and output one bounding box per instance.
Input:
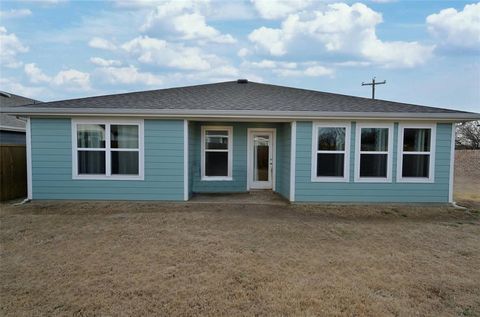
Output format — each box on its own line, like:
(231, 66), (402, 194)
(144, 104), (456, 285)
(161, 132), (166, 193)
(31, 118), (184, 200)
(295, 121), (453, 203)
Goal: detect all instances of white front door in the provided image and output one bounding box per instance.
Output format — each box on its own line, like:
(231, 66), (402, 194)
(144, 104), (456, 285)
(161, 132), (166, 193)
(248, 129), (275, 190)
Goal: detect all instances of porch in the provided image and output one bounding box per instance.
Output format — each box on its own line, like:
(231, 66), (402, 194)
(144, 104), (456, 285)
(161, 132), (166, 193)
(186, 121), (293, 201)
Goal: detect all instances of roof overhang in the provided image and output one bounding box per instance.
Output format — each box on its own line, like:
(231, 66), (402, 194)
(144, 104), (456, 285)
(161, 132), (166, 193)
(0, 125), (26, 132)
(3, 107), (480, 121)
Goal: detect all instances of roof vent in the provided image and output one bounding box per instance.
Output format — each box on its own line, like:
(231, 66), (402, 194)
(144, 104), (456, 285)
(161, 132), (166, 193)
(237, 79), (248, 84)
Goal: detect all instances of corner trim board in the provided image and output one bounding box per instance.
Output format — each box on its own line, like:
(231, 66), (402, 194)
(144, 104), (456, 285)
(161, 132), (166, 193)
(289, 121), (296, 202)
(449, 123), (455, 203)
(26, 118), (32, 200)
(184, 119), (189, 201)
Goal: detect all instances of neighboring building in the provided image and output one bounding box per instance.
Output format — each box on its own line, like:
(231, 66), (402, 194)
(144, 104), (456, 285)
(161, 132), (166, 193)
(4, 80), (480, 203)
(0, 92), (40, 144)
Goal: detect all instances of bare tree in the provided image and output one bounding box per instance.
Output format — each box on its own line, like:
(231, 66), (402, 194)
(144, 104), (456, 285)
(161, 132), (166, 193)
(456, 120), (480, 149)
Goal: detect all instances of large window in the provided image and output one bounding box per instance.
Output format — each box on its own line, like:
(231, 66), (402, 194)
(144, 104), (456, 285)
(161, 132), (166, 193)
(312, 122), (350, 182)
(201, 126), (232, 180)
(355, 123), (393, 182)
(397, 124), (435, 183)
(72, 120), (144, 180)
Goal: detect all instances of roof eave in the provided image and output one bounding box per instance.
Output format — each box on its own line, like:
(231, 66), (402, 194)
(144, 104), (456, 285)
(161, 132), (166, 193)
(3, 107), (480, 121)
(0, 125), (26, 132)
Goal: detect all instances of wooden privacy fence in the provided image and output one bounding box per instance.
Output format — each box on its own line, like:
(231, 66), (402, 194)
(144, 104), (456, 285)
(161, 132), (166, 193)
(0, 144), (27, 201)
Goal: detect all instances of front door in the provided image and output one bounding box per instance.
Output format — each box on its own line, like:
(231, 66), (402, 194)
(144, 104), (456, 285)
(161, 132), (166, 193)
(248, 129), (275, 190)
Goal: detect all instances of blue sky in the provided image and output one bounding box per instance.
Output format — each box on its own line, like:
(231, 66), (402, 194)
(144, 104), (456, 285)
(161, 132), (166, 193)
(0, 0), (479, 112)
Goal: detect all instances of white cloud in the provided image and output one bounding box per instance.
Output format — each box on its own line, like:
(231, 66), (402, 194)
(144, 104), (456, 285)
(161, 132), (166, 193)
(242, 58), (332, 77)
(0, 77), (45, 99)
(248, 3), (434, 68)
(89, 57), (122, 67)
(52, 69), (90, 90)
(248, 27), (289, 56)
(0, 9), (32, 18)
(141, 0), (236, 44)
(251, 0), (312, 19)
(24, 63), (90, 90)
(245, 59), (297, 69)
(88, 37), (117, 50)
(122, 35), (213, 71)
(172, 13), (236, 43)
(97, 65), (163, 86)
(273, 65), (333, 77)
(237, 48), (251, 57)
(426, 3), (480, 49)
(303, 65), (334, 76)
(334, 60), (371, 67)
(24, 63), (51, 83)
(0, 27), (29, 68)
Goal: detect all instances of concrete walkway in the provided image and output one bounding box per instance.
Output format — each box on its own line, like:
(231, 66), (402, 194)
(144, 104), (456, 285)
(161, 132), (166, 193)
(189, 191), (288, 205)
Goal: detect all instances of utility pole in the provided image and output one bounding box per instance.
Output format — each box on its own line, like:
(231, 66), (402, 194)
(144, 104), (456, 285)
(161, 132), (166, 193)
(362, 77), (386, 99)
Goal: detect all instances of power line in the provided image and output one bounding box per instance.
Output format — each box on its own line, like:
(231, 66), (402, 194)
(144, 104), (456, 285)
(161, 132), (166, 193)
(362, 77), (386, 99)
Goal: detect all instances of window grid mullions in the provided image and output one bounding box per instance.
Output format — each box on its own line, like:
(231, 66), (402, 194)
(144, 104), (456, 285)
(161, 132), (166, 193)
(317, 150), (345, 154)
(403, 151), (431, 155)
(75, 122), (141, 178)
(360, 151), (388, 154)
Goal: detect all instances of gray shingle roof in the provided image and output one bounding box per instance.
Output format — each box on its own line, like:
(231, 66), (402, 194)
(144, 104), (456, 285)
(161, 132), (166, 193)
(3, 81), (479, 120)
(0, 92), (40, 130)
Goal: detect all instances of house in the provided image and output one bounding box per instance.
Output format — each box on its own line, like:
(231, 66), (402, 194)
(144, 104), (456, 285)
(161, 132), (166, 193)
(0, 92), (40, 144)
(4, 80), (480, 203)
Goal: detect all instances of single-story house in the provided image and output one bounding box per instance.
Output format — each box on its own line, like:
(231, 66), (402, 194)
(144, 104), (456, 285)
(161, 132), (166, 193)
(5, 80), (480, 203)
(0, 92), (40, 144)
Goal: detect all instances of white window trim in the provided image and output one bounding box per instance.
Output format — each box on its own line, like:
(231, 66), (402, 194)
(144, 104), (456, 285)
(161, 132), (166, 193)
(397, 123), (436, 183)
(201, 126), (233, 181)
(354, 122), (394, 183)
(311, 121), (351, 182)
(71, 118), (144, 180)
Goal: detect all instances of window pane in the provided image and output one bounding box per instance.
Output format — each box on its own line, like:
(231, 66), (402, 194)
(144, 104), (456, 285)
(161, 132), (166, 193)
(77, 124), (105, 148)
(111, 151), (139, 175)
(403, 128), (431, 152)
(254, 135), (270, 181)
(205, 152), (228, 176)
(361, 128), (388, 151)
(205, 130), (228, 150)
(317, 153), (344, 177)
(360, 154), (387, 177)
(78, 151), (105, 174)
(402, 154), (429, 177)
(111, 125), (139, 149)
(318, 127), (345, 151)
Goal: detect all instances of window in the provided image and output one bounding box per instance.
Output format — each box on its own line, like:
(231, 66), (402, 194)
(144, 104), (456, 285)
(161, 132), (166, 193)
(312, 122), (350, 182)
(355, 123), (393, 182)
(72, 119), (144, 180)
(201, 126), (232, 180)
(397, 124), (435, 183)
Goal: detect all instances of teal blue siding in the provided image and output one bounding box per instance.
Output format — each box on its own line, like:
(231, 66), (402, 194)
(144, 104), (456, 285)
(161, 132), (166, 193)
(295, 121), (453, 203)
(275, 123), (291, 199)
(190, 122), (291, 197)
(31, 118), (184, 200)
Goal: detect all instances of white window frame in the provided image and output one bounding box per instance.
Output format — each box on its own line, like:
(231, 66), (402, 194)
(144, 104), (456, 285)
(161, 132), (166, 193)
(311, 121), (351, 182)
(72, 118), (144, 180)
(201, 126), (233, 181)
(397, 123), (436, 183)
(354, 122), (394, 183)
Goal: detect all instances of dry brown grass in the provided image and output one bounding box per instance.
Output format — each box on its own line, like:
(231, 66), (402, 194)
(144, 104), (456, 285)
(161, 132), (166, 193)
(1, 201), (479, 317)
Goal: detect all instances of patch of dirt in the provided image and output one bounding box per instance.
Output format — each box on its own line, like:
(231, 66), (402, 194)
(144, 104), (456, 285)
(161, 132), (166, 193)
(1, 201), (479, 316)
